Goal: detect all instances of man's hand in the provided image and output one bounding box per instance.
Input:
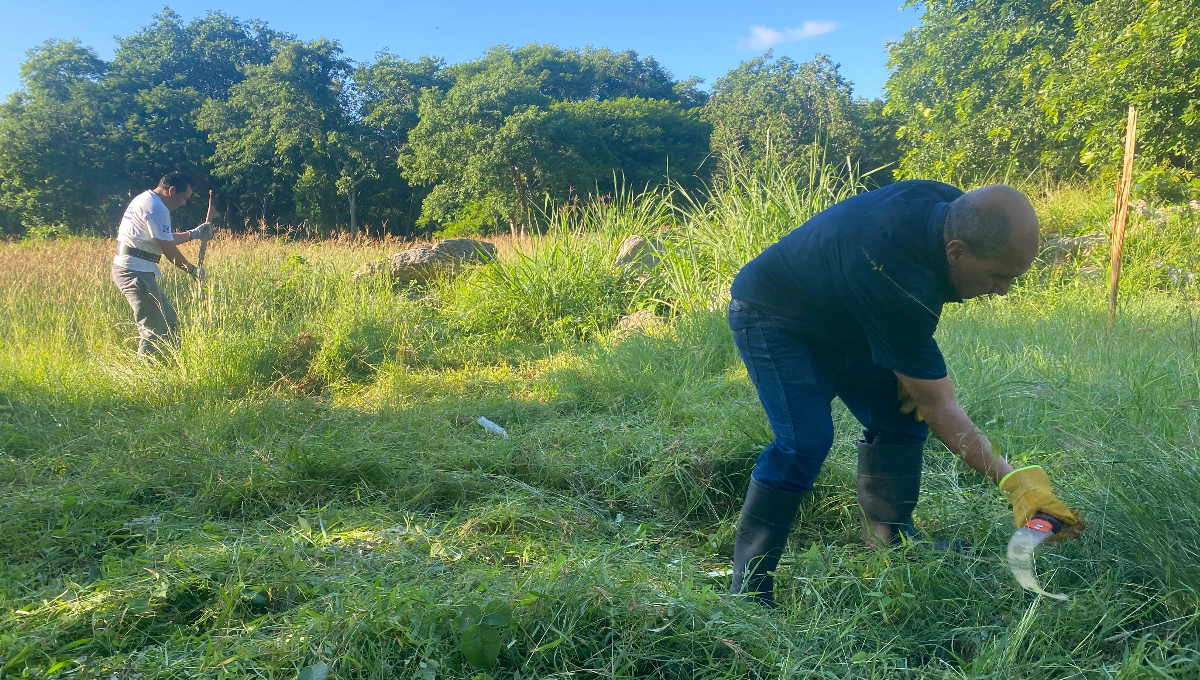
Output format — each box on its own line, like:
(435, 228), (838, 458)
(189, 222), (213, 242)
(188, 265), (206, 282)
(155, 238), (195, 274)
(897, 381), (923, 422)
(896, 373), (1082, 541)
(1000, 465), (1082, 540)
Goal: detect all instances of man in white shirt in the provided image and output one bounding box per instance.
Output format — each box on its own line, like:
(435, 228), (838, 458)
(111, 171), (212, 355)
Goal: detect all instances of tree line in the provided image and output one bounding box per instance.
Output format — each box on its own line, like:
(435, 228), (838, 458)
(0, 1), (1194, 237)
(0, 9), (895, 237)
(886, 0), (1198, 197)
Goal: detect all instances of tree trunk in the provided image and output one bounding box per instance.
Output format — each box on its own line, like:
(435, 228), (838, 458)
(511, 164), (528, 238)
(348, 190), (358, 240)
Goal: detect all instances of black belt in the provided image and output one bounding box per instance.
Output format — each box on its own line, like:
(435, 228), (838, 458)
(117, 242), (162, 264)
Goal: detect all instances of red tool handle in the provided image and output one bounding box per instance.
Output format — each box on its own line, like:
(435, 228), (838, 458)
(1025, 512), (1063, 534)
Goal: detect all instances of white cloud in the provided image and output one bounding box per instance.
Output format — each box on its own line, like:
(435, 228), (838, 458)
(738, 21), (837, 51)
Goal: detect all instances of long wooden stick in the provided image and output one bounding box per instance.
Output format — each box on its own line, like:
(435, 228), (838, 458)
(198, 190), (215, 268)
(1108, 105), (1138, 327)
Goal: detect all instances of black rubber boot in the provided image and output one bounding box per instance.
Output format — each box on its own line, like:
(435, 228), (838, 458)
(730, 479), (805, 606)
(856, 439), (924, 547)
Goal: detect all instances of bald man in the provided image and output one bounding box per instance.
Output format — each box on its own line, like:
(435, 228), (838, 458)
(726, 180), (1081, 606)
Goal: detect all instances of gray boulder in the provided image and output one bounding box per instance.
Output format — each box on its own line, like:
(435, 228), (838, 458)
(1040, 232), (1107, 264)
(613, 235), (661, 272)
(614, 309), (666, 335)
(353, 238), (497, 283)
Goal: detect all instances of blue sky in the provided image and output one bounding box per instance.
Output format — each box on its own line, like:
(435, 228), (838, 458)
(0, 1), (923, 99)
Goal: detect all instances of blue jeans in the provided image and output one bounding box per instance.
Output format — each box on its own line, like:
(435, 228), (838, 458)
(728, 300), (929, 493)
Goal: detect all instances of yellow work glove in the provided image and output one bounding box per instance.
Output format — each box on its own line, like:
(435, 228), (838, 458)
(999, 465), (1083, 540)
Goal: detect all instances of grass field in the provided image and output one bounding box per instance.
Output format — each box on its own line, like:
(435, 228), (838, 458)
(2, 165), (1200, 678)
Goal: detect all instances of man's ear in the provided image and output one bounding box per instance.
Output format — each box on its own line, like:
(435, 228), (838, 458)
(945, 239), (969, 266)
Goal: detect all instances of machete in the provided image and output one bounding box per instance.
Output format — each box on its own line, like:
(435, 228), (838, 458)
(198, 190), (215, 272)
(1007, 512), (1068, 601)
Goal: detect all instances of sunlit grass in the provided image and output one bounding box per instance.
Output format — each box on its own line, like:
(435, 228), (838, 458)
(2, 167), (1199, 677)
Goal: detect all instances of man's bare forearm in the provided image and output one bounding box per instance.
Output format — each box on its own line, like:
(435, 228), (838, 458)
(922, 401), (1013, 484)
(896, 373), (1013, 484)
(157, 239), (194, 272)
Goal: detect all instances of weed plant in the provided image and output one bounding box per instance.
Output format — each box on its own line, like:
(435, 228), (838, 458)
(1, 162), (1199, 678)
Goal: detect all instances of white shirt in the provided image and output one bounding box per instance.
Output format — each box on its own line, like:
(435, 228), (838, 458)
(112, 190), (173, 275)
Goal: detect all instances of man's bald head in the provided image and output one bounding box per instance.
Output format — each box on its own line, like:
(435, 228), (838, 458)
(945, 185), (1039, 259)
(943, 185), (1040, 299)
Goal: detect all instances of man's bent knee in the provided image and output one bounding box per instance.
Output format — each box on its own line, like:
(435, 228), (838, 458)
(751, 435), (834, 494)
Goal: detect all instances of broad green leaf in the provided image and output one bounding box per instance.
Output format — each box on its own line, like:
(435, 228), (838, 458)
(460, 623), (501, 669)
(459, 603), (483, 631)
(482, 600), (511, 627)
(297, 661), (329, 680)
(415, 660), (438, 680)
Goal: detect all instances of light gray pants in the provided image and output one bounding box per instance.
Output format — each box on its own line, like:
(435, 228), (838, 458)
(112, 265), (178, 355)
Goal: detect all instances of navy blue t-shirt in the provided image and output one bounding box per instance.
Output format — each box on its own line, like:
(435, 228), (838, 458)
(729, 180), (963, 380)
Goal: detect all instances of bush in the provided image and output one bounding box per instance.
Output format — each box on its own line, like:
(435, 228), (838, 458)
(444, 228), (644, 343)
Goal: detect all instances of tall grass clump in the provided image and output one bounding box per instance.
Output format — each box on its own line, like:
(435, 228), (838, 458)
(441, 184), (674, 344)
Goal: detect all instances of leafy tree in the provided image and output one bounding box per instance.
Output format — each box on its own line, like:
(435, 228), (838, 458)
(106, 8), (286, 209)
(1044, 0), (1200, 195)
(857, 97), (904, 182)
(884, 0), (1076, 183)
(455, 44), (703, 106)
(3, 8), (949, 237)
(0, 16), (717, 236)
(402, 44), (710, 233)
(704, 53), (867, 170)
(202, 44), (454, 234)
(353, 54), (450, 232)
(0, 39), (118, 231)
(403, 63), (568, 233)
(199, 39), (361, 232)
(0, 9), (286, 233)
(357, 55), (448, 136)
(884, 0), (1200, 193)
(562, 97), (712, 192)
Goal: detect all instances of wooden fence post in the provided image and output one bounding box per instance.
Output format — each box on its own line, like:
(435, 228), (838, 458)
(1108, 105), (1138, 327)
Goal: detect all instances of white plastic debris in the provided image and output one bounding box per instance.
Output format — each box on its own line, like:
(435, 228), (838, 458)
(121, 515), (162, 529)
(477, 416), (509, 439)
(1007, 515), (1068, 601)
